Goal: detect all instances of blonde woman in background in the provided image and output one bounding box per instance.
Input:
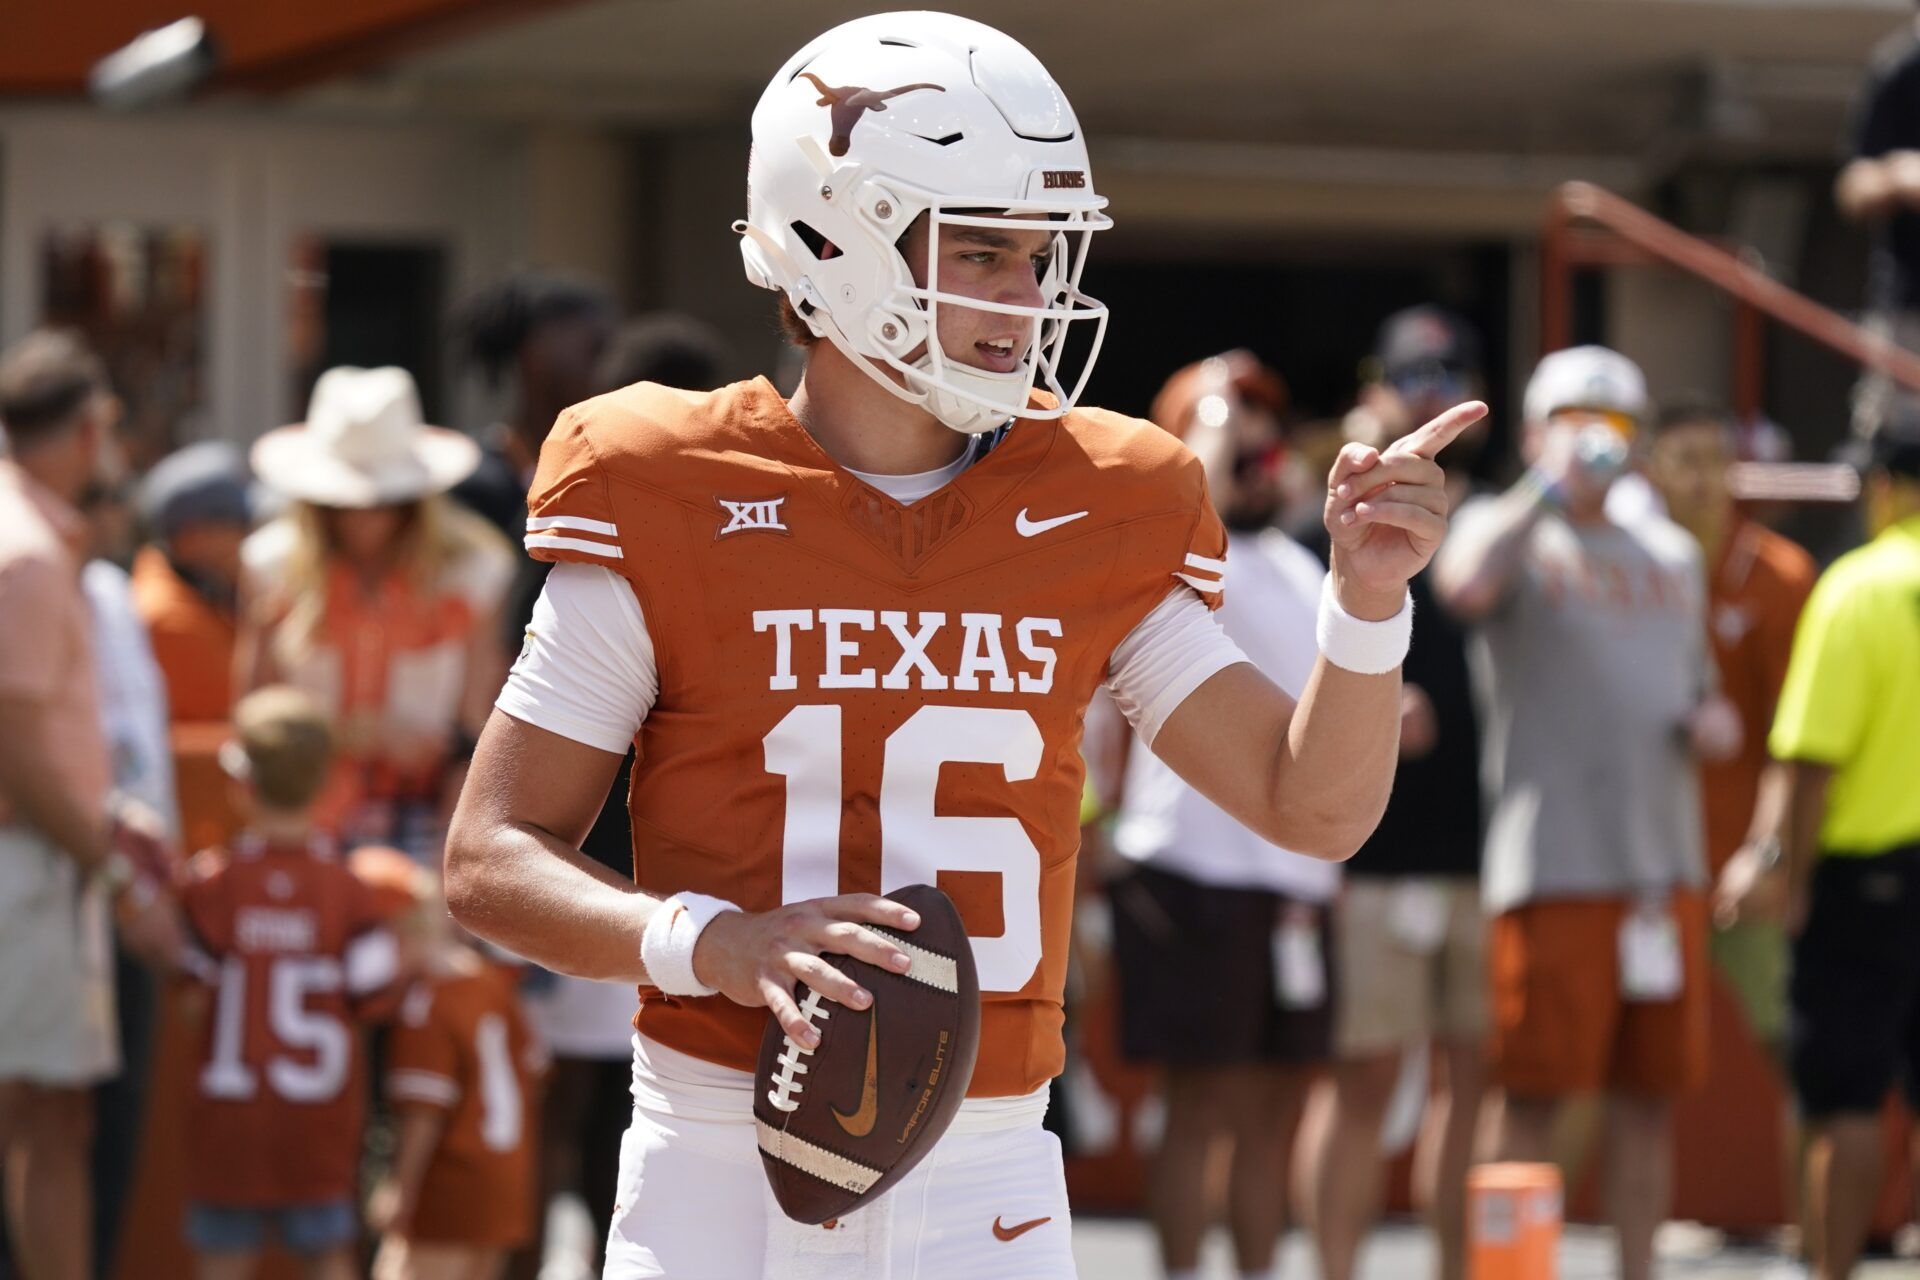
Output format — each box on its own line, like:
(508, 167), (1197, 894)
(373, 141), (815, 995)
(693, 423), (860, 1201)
(240, 366), (512, 863)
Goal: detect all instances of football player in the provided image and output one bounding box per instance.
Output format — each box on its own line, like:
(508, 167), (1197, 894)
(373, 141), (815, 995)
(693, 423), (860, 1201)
(177, 687), (402, 1280)
(446, 12), (1480, 1277)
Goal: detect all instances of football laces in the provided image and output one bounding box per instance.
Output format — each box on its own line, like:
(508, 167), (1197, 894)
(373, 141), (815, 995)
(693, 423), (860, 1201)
(765, 989), (832, 1114)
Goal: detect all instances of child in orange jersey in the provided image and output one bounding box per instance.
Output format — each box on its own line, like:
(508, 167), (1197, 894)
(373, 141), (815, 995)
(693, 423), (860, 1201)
(177, 686), (404, 1280)
(369, 871), (545, 1280)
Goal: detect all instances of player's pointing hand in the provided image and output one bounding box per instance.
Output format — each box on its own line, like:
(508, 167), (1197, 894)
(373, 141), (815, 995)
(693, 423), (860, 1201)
(1323, 399), (1487, 614)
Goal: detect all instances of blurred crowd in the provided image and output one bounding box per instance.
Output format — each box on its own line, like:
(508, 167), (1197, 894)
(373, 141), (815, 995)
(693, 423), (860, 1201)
(1063, 310), (1920, 1280)
(0, 58), (1919, 1280)
(2, 283), (1915, 1280)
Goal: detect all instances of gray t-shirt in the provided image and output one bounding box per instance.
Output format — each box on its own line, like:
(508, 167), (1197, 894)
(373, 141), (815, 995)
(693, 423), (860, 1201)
(1450, 498), (1711, 911)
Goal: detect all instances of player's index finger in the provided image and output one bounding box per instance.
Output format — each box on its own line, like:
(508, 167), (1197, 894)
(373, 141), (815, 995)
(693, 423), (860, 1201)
(1396, 400), (1488, 460)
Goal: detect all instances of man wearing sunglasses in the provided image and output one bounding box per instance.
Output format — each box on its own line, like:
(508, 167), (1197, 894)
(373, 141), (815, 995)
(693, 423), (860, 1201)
(1435, 345), (1739, 1280)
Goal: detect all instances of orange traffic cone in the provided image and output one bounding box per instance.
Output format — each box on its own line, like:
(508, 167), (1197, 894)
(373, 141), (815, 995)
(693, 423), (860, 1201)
(1468, 1162), (1562, 1279)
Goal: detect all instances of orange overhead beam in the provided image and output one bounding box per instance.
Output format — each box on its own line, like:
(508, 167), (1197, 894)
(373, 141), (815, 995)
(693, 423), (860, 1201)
(0, 0), (586, 98)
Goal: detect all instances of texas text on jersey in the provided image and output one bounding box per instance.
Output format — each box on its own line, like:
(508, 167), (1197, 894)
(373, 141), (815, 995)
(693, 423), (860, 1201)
(521, 376), (1226, 1097)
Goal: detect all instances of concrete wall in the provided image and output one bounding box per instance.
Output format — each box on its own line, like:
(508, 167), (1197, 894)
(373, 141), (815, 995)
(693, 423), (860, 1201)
(524, 124), (635, 300)
(1607, 268), (1738, 410)
(0, 106), (637, 443)
(8, 102), (1829, 453)
(645, 126), (791, 383)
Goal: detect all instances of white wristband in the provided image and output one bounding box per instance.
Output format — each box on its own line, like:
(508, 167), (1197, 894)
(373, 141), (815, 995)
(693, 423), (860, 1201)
(1316, 574), (1413, 674)
(640, 892), (741, 997)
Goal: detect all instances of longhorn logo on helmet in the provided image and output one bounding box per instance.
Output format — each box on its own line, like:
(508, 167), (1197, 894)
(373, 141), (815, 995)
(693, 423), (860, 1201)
(797, 74), (947, 157)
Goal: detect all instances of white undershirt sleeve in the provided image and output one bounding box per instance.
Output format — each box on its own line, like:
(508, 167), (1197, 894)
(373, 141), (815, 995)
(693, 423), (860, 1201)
(1105, 587), (1251, 747)
(494, 563), (658, 753)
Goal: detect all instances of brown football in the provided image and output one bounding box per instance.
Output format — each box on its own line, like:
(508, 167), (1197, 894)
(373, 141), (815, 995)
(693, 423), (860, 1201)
(753, 883), (981, 1224)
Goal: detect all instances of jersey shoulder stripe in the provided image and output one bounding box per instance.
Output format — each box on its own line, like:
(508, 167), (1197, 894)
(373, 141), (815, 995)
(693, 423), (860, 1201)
(1050, 406), (1229, 610)
(523, 379), (790, 570)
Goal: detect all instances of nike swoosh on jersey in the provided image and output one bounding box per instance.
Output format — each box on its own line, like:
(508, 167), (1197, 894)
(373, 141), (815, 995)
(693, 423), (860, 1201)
(992, 1215), (1053, 1242)
(1014, 508), (1089, 537)
(830, 1020), (879, 1138)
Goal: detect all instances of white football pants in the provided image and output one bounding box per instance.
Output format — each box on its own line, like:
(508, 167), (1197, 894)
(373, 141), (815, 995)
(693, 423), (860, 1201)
(603, 1035), (1074, 1279)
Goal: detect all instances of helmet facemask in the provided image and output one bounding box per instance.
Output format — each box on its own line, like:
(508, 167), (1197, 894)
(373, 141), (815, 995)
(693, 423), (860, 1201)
(748, 174), (1111, 436)
(887, 197), (1110, 435)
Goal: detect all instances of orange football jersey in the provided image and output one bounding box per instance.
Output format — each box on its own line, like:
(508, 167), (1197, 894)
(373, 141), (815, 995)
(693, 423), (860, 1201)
(522, 377), (1226, 1098)
(387, 964), (545, 1247)
(179, 836), (396, 1206)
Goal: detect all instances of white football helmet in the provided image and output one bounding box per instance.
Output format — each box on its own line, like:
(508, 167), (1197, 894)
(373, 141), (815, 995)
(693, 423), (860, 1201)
(737, 11), (1112, 435)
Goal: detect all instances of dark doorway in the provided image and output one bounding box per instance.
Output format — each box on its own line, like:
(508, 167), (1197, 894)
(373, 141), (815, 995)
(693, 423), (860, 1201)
(288, 237), (448, 421)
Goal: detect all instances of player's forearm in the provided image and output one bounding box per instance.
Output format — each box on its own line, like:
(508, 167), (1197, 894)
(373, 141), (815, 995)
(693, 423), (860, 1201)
(1153, 660), (1395, 861)
(444, 811), (661, 983)
(1269, 658), (1401, 861)
(1431, 482), (1546, 621)
(447, 712), (666, 982)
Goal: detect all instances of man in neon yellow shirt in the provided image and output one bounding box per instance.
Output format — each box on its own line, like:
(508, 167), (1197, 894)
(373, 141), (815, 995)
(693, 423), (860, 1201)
(1762, 419), (1920, 1280)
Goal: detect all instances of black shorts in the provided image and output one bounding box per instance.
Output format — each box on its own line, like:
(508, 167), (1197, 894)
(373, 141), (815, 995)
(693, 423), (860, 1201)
(1107, 861), (1334, 1068)
(1789, 845), (1920, 1118)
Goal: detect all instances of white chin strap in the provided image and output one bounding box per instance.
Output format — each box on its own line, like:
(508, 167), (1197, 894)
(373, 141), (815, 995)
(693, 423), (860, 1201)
(909, 353), (1030, 436)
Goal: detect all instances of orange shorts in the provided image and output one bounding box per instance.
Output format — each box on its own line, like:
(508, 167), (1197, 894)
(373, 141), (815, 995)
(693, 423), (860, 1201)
(1488, 891), (1709, 1098)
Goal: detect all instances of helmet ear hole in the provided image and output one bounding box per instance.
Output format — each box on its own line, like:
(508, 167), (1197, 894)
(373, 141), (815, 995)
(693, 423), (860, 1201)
(789, 221), (838, 261)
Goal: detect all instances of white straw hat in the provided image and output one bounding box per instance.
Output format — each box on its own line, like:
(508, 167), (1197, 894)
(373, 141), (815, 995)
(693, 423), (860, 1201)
(250, 366), (480, 508)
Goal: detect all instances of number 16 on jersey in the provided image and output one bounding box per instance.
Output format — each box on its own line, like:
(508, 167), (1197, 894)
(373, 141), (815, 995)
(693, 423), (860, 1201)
(765, 703), (1045, 993)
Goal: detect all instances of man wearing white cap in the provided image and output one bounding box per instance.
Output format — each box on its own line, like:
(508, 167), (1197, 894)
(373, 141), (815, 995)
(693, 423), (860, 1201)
(1434, 346), (1739, 1280)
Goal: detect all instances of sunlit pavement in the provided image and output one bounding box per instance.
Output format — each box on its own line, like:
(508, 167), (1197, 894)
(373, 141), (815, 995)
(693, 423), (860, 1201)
(1069, 1216), (1920, 1279)
(536, 1195), (1920, 1277)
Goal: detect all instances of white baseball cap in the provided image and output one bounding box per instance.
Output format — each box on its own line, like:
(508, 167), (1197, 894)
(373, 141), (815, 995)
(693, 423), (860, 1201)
(1523, 345), (1648, 426)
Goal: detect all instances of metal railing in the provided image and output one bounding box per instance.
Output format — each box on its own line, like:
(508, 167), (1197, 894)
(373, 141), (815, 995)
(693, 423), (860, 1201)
(1541, 180), (1906, 500)
(1542, 180), (1920, 411)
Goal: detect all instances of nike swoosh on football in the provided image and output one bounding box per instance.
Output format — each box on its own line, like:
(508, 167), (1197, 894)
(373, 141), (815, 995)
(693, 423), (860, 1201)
(992, 1215), (1053, 1242)
(1015, 508), (1088, 537)
(830, 1020), (879, 1138)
